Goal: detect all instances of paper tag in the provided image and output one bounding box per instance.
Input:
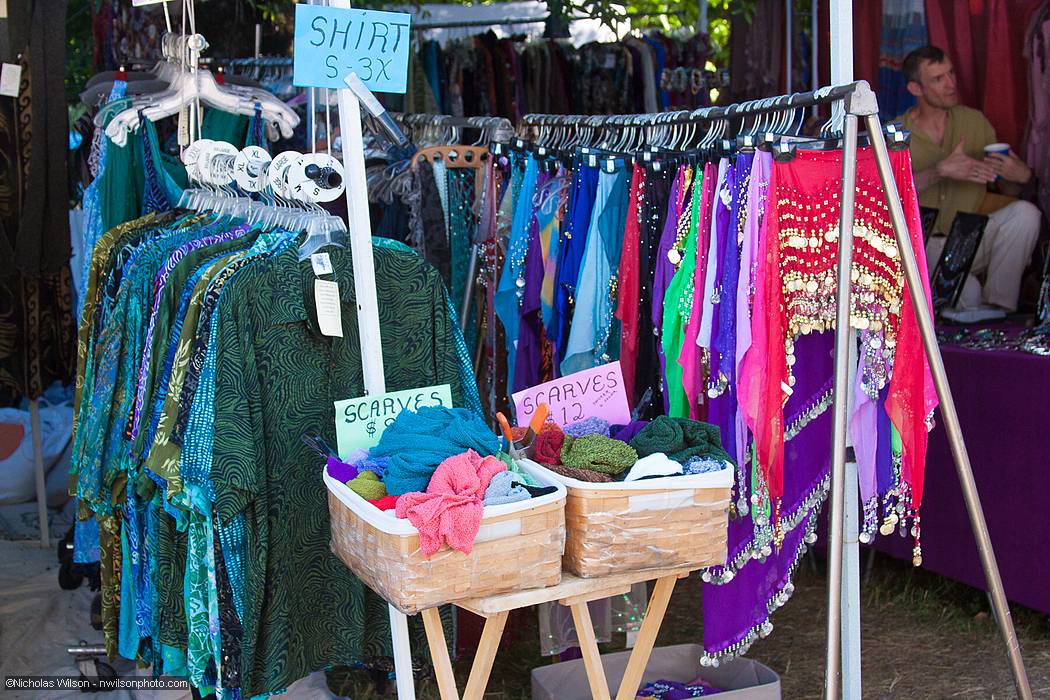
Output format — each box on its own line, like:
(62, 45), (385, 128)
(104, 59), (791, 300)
(0, 63), (21, 98)
(334, 384), (453, 457)
(314, 279), (343, 337)
(310, 252), (334, 276)
(0, 1), (8, 19)
(132, 0), (173, 6)
(512, 361), (631, 427)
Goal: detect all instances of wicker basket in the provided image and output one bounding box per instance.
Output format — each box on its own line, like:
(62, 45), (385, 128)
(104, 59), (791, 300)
(324, 461), (566, 614)
(523, 459), (732, 578)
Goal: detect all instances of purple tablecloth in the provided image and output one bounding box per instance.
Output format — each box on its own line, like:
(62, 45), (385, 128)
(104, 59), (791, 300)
(873, 341), (1050, 615)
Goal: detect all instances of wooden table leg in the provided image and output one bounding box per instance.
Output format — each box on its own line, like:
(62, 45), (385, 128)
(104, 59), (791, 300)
(613, 574), (678, 700)
(570, 601), (613, 700)
(421, 607), (460, 700)
(462, 610), (509, 700)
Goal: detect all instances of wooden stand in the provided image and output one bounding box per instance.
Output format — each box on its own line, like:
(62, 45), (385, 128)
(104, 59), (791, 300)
(419, 566), (695, 700)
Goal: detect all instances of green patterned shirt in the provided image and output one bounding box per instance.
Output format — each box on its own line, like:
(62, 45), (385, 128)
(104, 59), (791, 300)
(211, 243), (464, 696)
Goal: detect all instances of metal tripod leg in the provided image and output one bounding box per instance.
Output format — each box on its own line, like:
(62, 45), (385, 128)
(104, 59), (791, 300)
(861, 101), (1033, 699)
(824, 108), (860, 700)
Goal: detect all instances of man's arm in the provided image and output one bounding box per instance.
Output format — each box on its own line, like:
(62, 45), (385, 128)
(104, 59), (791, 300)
(917, 139), (997, 190)
(987, 149), (1033, 196)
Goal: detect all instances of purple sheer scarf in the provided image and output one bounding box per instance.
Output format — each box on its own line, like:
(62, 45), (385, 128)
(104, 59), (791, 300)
(701, 330), (834, 662)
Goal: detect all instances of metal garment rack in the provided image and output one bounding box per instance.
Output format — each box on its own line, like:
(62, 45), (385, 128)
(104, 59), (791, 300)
(514, 80), (1031, 699)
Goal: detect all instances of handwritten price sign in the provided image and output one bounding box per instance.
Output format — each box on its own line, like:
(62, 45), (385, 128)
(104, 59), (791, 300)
(293, 4), (411, 93)
(512, 362), (631, 427)
(334, 384), (452, 459)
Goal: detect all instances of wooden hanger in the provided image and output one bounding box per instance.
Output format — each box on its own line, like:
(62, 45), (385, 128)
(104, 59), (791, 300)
(410, 146), (490, 171)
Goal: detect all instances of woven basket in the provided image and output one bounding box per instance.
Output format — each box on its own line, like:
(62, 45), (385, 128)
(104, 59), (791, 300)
(524, 459), (732, 578)
(324, 461), (566, 614)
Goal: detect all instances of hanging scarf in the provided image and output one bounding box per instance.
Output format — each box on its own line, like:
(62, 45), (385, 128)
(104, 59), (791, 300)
(738, 147), (937, 527)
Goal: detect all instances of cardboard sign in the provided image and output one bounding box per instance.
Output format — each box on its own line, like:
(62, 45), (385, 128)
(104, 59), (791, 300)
(513, 362), (631, 427)
(293, 4), (411, 93)
(334, 384), (452, 458)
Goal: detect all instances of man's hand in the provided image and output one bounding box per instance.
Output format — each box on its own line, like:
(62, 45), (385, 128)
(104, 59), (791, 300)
(986, 149), (1033, 184)
(936, 139), (997, 184)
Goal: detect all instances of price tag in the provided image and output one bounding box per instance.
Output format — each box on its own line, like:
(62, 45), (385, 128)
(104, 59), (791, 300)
(314, 279), (343, 337)
(293, 4), (411, 93)
(311, 252), (334, 276)
(0, 63), (21, 97)
(333, 384), (453, 457)
(512, 361), (631, 427)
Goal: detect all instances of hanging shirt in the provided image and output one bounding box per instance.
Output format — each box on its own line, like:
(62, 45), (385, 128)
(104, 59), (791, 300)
(210, 243), (465, 697)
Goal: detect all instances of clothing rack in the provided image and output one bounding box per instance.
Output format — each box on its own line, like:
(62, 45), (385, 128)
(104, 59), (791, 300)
(510, 80), (1031, 699)
(389, 112), (513, 332)
(410, 10), (674, 31)
(413, 15), (549, 31)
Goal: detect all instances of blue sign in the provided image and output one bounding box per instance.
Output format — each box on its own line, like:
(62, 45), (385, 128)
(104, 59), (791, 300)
(293, 4), (411, 94)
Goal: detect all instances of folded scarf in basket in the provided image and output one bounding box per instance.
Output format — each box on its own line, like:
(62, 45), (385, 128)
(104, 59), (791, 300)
(622, 453), (683, 482)
(483, 470), (531, 506)
(326, 456), (359, 484)
(611, 419), (649, 443)
(372, 406), (501, 495)
(683, 456), (729, 474)
(369, 494), (398, 511)
(564, 416), (611, 438)
(498, 452), (540, 486)
(544, 462), (615, 483)
(346, 471), (387, 501)
(395, 449), (507, 556)
(629, 416), (734, 466)
(560, 434), (638, 476)
(532, 424), (566, 466)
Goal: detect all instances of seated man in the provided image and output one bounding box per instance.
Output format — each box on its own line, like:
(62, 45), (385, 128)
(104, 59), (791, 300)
(899, 45), (1042, 314)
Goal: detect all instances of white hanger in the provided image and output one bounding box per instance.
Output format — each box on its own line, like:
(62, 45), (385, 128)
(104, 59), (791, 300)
(105, 33), (298, 146)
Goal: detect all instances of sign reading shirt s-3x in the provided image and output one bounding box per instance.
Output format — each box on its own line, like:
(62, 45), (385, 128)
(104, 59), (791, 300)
(334, 384), (452, 459)
(293, 4), (411, 94)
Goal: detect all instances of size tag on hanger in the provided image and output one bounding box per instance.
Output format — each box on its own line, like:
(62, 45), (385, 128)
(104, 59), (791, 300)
(311, 252), (334, 276)
(314, 279), (344, 337)
(0, 63), (21, 97)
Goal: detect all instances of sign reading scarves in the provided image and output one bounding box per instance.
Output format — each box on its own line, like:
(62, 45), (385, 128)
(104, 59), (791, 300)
(293, 4), (411, 94)
(334, 384), (453, 458)
(513, 362), (632, 427)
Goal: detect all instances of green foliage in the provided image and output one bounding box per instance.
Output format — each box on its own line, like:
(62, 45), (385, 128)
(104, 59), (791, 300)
(66, 0), (95, 103)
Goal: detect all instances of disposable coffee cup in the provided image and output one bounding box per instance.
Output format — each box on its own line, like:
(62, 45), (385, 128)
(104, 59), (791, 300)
(983, 142), (1010, 157)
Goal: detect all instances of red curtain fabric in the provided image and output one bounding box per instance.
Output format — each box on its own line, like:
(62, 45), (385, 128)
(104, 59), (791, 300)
(853, 0), (884, 89)
(924, 0), (1044, 149)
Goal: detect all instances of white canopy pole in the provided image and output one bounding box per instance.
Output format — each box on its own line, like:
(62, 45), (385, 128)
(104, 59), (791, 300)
(326, 0), (415, 696)
(828, 2), (862, 698)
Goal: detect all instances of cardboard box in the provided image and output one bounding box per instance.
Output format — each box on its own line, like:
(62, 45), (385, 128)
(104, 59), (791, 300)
(531, 643), (781, 699)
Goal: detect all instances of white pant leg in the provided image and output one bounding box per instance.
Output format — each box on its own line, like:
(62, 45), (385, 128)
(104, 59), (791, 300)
(970, 200), (1043, 311)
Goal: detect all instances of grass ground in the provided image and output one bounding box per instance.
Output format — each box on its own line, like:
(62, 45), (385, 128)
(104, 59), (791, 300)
(330, 551), (1050, 698)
